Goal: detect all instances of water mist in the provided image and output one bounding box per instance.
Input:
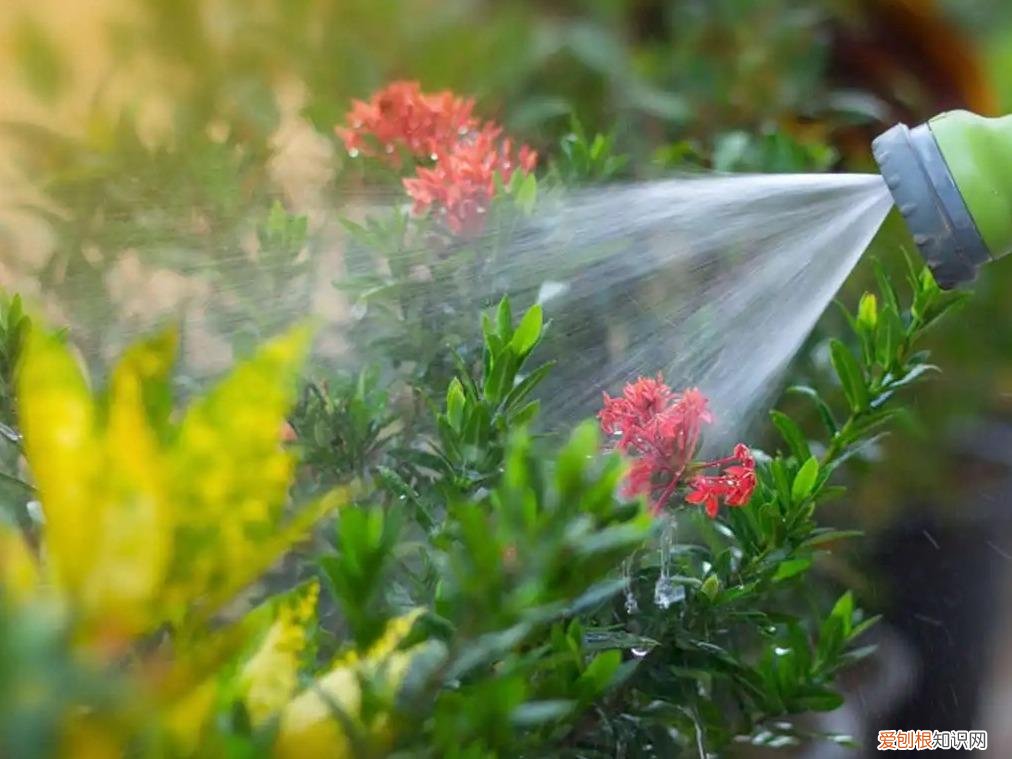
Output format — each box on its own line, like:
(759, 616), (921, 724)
(4, 173), (894, 444)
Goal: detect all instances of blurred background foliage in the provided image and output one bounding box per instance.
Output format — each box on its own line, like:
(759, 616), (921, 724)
(2, 0), (1012, 754)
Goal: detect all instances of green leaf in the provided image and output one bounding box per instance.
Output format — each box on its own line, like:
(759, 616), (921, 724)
(576, 650), (622, 700)
(772, 557), (812, 582)
(481, 313), (503, 355)
(801, 529), (863, 549)
(566, 578), (630, 615)
(509, 305), (543, 359)
(511, 700), (575, 726)
(849, 614), (881, 641)
(920, 290), (970, 333)
(503, 361), (555, 411)
(581, 630), (659, 652)
(838, 643), (877, 667)
(814, 485), (847, 504)
(514, 172), (538, 214)
(463, 403), (491, 448)
(874, 305), (904, 369)
(770, 410), (811, 461)
(375, 466), (428, 521)
(771, 458), (793, 507)
(496, 297), (513, 341)
(840, 408), (899, 443)
(793, 688), (844, 712)
(786, 385), (838, 436)
(873, 258), (900, 314)
(829, 340), (869, 412)
(791, 457), (819, 503)
(483, 349), (516, 404)
(829, 591), (854, 637)
(556, 421), (600, 495)
(510, 400), (540, 427)
(887, 363), (939, 391)
(446, 378), (466, 431)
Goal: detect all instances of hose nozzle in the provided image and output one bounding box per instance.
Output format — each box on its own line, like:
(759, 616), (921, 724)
(873, 111), (1012, 289)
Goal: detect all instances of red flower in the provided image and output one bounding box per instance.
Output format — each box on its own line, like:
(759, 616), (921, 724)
(599, 377), (755, 517)
(336, 81), (477, 164)
(403, 125), (537, 235)
(337, 81), (538, 236)
(599, 374), (674, 442)
(685, 444), (757, 518)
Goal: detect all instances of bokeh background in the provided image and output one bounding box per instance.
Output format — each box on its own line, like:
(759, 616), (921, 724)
(2, 1), (1012, 755)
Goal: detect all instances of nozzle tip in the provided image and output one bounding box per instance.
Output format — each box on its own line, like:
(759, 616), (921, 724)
(872, 122), (989, 289)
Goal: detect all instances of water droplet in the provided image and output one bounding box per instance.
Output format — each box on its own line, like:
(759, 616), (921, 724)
(625, 592), (639, 615)
(653, 515), (684, 609)
(350, 300), (368, 320)
(348, 148), (360, 158)
(653, 577), (685, 609)
(537, 280), (570, 304)
(773, 646), (791, 656)
(26, 500), (44, 524)
(430, 152), (438, 161)
(631, 647), (649, 659)
(622, 557), (639, 615)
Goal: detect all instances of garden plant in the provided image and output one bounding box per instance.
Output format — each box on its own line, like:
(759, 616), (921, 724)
(0, 80), (970, 757)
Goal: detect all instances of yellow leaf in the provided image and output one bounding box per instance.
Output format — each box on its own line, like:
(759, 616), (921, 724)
(275, 609), (424, 758)
(61, 714), (122, 759)
(275, 666), (360, 759)
(240, 580), (320, 726)
(0, 521), (39, 604)
(18, 328), (98, 596)
(166, 326), (313, 615)
(82, 331), (176, 638)
(163, 676), (219, 755)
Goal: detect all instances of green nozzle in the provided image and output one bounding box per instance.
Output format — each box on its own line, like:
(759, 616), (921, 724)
(873, 110), (1012, 288)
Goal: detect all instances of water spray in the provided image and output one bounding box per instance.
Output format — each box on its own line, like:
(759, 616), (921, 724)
(13, 109), (1008, 446)
(873, 110), (1012, 289)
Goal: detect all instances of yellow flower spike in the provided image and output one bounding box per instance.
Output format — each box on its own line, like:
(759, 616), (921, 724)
(17, 328), (100, 599)
(332, 607), (425, 669)
(240, 580), (320, 727)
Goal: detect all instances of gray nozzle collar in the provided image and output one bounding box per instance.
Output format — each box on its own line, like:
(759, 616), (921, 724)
(872, 122), (990, 288)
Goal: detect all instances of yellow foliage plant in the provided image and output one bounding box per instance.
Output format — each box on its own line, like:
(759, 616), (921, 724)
(0, 323), (424, 755)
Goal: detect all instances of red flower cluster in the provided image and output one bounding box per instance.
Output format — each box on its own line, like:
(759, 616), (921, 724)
(336, 81), (477, 164)
(685, 443), (756, 519)
(599, 376), (756, 517)
(404, 125), (537, 236)
(337, 81), (537, 235)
